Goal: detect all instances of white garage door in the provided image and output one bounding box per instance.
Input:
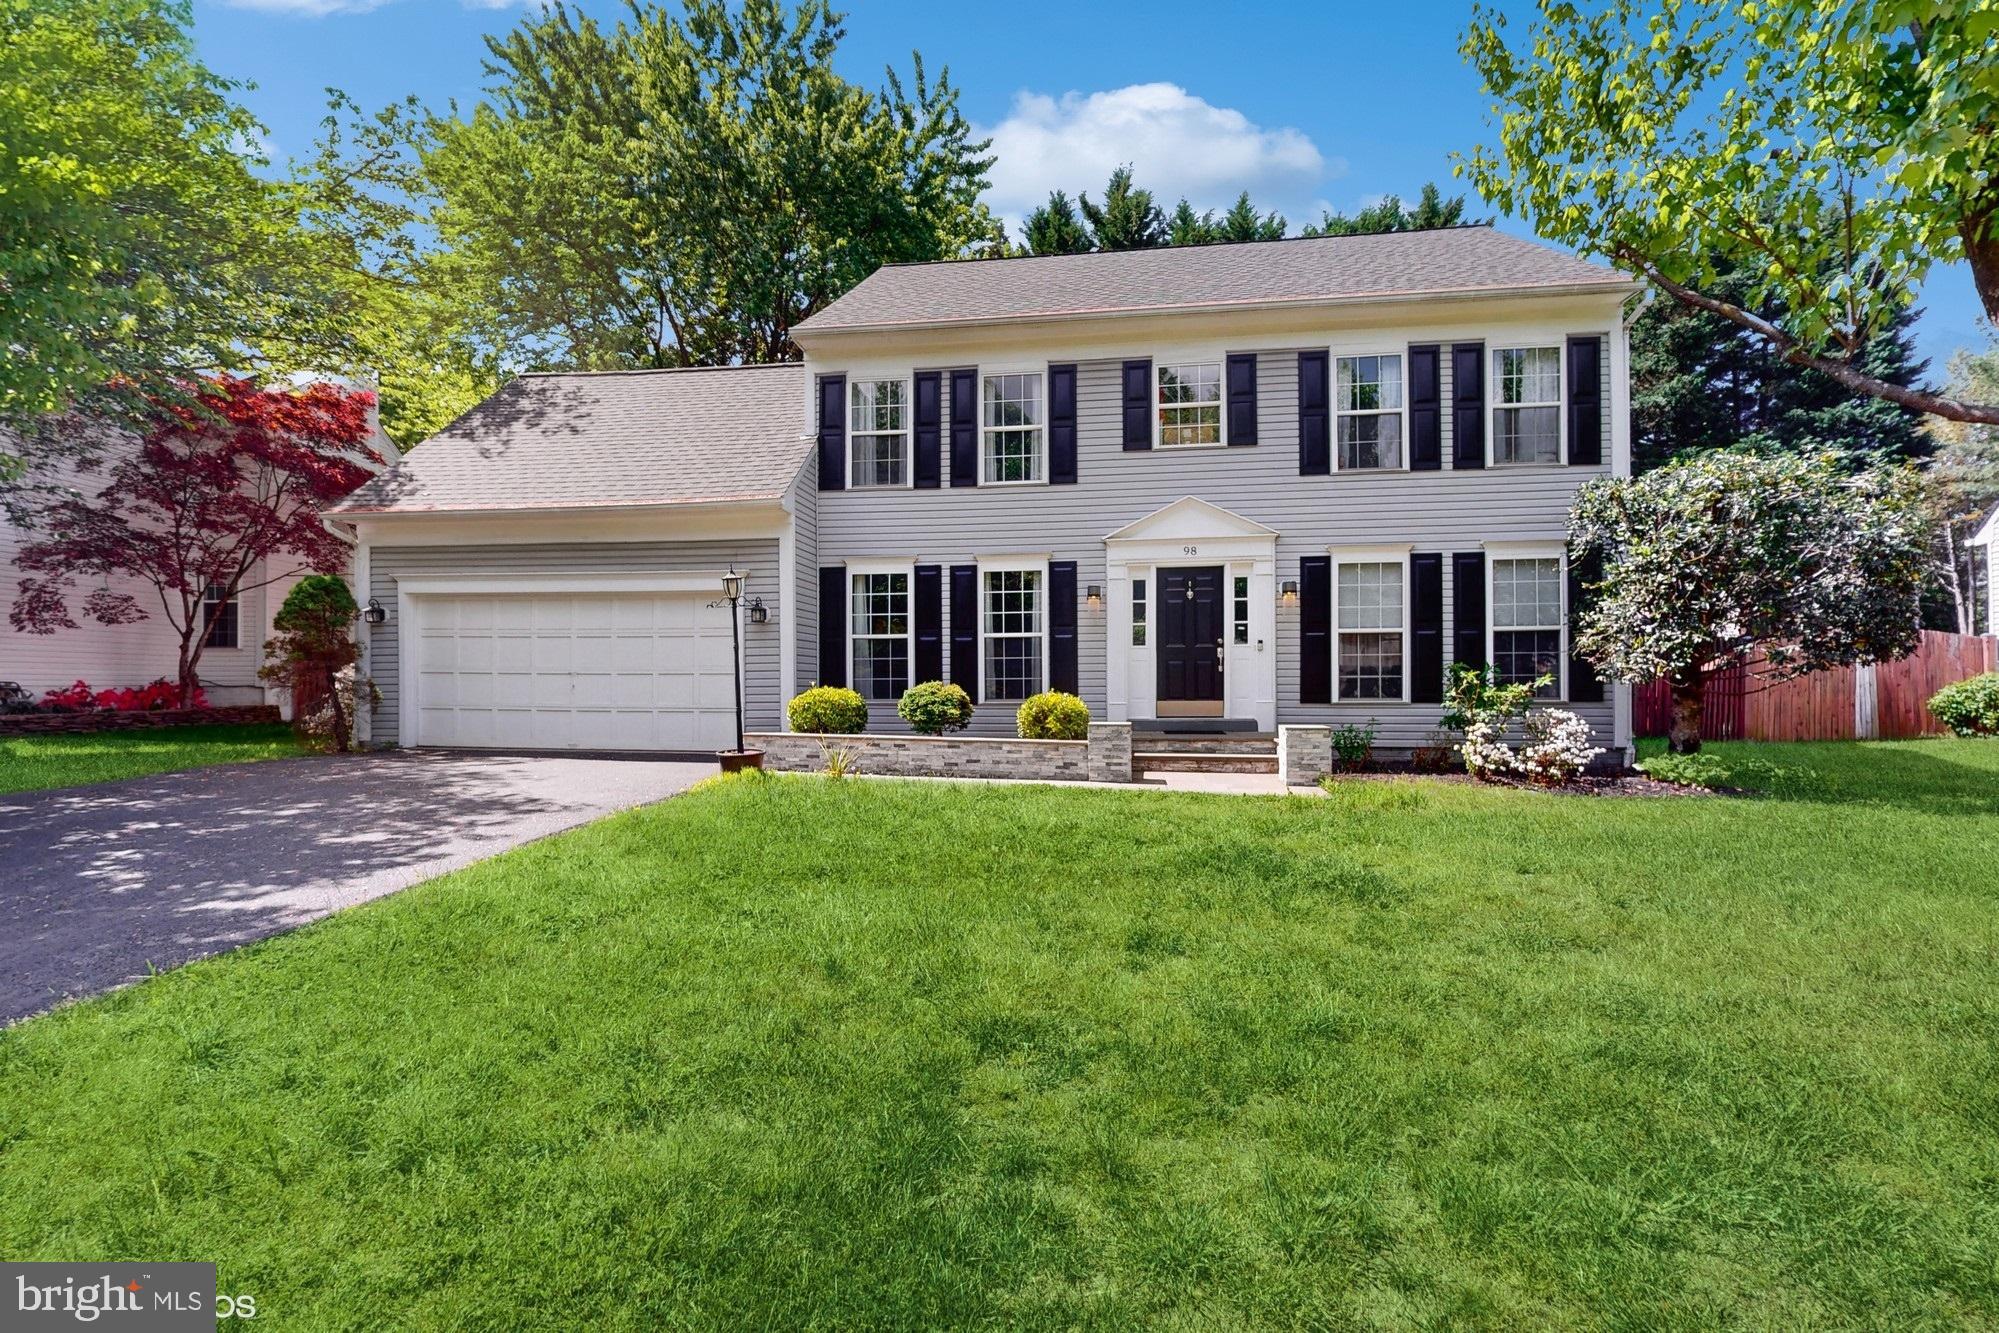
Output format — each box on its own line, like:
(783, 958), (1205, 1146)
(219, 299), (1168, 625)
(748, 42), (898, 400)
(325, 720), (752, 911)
(412, 591), (737, 751)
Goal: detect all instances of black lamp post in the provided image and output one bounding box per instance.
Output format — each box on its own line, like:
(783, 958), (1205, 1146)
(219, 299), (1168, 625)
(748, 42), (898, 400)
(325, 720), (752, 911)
(721, 567), (745, 756)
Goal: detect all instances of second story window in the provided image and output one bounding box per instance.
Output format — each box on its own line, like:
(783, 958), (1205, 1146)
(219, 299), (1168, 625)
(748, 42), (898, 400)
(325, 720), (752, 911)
(1336, 354), (1403, 469)
(982, 372), (1043, 483)
(1157, 362), (1222, 446)
(849, 379), (907, 487)
(1492, 347), (1562, 464)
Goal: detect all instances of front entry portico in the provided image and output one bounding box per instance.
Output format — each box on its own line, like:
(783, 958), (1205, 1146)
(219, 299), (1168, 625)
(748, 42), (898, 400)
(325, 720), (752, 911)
(1104, 497), (1278, 730)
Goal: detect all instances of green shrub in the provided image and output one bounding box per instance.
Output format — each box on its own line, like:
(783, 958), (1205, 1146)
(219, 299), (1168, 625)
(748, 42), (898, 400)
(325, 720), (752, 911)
(1928, 672), (1999, 738)
(1331, 721), (1376, 767)
(788, 686), (867, 734)
(1016, 691), (1089, 740)
(897, 681), (974, 736)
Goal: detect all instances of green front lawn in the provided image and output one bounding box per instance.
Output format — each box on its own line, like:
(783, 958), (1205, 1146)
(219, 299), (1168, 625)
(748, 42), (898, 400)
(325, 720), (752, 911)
(3, 740), (1996, 1325)
(0, 722), (304, 794)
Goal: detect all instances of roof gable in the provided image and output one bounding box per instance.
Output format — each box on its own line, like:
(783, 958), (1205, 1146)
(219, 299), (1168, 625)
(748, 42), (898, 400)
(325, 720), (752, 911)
(1105, 496), (1278, 544)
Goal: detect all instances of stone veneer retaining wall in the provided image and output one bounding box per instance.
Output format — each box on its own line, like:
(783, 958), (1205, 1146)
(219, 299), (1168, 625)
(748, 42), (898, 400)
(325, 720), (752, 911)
(0, 705), (283, 737)
(748, 723), (1134, 784)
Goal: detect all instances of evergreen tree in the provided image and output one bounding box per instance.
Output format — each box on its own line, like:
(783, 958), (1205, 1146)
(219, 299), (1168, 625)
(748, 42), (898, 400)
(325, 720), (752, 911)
(1079, 166), (1166, 251)
(1167, 199), (1220, 246)
(1303, 183), (1476, 237)
(1630, 253), (1930, 472)
(1217, 191), (1286, 242)
(1022, 190), (1091, 255)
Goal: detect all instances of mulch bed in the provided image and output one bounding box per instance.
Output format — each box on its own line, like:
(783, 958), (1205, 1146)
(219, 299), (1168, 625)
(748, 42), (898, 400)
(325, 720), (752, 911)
(1320, 765), (1714, 798)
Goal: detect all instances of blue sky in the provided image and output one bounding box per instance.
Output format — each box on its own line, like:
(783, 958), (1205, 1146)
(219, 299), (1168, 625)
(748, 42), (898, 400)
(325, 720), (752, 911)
(191, 0), (1986, 374)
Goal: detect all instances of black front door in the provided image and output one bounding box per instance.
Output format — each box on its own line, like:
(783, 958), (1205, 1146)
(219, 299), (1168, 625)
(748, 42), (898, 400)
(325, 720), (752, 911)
(1157, 566), (1224, 704)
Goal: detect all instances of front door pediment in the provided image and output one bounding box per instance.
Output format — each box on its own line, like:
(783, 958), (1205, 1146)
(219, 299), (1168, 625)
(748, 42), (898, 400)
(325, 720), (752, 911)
(1103, 496), (1278, 546)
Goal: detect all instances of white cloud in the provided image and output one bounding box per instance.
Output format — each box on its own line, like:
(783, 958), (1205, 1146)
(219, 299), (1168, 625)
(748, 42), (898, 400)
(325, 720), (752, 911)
(978, 83), (1341, 231)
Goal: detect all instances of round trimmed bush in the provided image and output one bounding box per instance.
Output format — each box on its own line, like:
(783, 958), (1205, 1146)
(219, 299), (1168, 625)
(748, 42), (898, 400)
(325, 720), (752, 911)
(1928, 671), (1999, 737)
(897, 680), (974, 736)
(1016, 690), (1089, 740)
(788, 685), (867, 734)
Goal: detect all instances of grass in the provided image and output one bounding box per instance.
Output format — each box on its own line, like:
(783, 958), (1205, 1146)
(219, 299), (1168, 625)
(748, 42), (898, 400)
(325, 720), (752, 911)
(3, 739), (1997, 1326)
(0, 722), (304, 794)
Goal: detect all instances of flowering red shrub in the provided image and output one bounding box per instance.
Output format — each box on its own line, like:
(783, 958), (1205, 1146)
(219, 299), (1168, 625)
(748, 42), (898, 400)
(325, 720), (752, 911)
(38, 678), (207, 712)
(41, 681), (98, 712)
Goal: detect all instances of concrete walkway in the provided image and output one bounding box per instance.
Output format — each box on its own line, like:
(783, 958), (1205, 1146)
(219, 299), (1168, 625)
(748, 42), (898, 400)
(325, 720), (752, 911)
(0, 750), (710, 1023)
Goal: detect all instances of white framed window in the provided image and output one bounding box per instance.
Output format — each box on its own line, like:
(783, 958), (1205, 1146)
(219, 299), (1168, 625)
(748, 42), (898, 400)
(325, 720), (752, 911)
(849, 379), (908, 487)
(1491, 346), (1563, 465)
(1489, 552), (1564, 698)
(202, 582), (239, 650)
(1131, 577), (1148, 646)
(1333, 551), (1409, 701)
(982, 372), (1043, 483)
(979, 560), (1047, 702)
(849, 564), (913, 701)
(1335, 354), (1404, 470)
(1156, 362), (1223, 447)
(1232, 575), (1250, 645)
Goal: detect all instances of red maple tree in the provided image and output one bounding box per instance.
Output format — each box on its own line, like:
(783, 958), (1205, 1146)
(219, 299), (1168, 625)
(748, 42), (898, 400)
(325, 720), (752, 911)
(11, 377), (382, 706)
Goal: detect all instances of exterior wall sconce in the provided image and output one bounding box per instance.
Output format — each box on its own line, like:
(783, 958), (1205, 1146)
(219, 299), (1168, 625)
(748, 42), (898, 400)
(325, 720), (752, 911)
(363, 598), (388, 625)
(744, 596), (769, 624)
(1085, 585), (1103, 609)
(1280, 581), (1299, 605)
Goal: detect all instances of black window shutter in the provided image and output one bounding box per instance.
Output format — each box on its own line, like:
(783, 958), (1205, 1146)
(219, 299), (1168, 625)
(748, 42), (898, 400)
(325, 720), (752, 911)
(1566, 335), (1602, 466)
(949, 368), (978, 487)
(1226, 353), (1258, 445)
(817, 375), (846, 491)
(913, 371), (942, 489)
(1299, 556), (1332, 704)
(914, 563), (943, 683)
(1567, 548), (1605, 701)
(1411, 552), (1444, 703)
(1451, 343), (1484, 470)
(949, 564), (978, 694)
(1297, 350), (1329, 475)
(1122, 359), (1152, 449)
(817, 566), (847, 688)
(1049, 364), (1078, 484)
(1408, 344), (1442, 471)
(1452, 551), (1486, 671)
(1049, 560), (1078, 694)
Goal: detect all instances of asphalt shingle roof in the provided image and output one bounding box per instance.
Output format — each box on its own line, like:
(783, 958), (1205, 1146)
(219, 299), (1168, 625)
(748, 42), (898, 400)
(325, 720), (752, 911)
(333, 363), (808, 515)
(797, 225), (1633, 335)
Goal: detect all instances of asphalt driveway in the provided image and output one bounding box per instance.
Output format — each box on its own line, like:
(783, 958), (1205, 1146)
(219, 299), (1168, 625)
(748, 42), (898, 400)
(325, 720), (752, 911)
(0, 750), (711, 1024)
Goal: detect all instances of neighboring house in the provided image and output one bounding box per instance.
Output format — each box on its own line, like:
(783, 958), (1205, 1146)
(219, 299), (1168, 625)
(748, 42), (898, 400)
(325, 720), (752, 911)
(331, 225), (1641, 758)
(1972, 507), (1999, 637)
(1, 400), (398, 708)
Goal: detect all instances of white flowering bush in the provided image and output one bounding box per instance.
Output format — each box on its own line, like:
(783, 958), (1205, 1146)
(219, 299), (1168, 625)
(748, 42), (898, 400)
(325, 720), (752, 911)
(1460, 717), (1520, 780)
(1515, 709), (1604, 785)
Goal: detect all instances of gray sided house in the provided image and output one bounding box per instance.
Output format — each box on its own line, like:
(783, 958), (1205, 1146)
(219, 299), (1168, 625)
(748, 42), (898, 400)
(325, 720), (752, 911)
(332, 226), (1641, 759)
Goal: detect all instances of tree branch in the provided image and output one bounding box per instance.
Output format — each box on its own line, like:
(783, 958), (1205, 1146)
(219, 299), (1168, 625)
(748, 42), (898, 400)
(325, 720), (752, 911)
(1617, 247), (1999, 425)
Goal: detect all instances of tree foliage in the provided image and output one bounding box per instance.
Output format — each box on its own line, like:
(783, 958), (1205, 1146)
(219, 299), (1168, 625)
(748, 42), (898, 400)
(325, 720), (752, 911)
(260, 573), (361, 752)
(417, 0), (998, 370)
(1023, 190), (1092, 255)
(10, 379), (380, 705)
(1926, 341), (1999, 632)
(1460, 0), (1999, 424)
(1302, 183), (1478, 237)
(1077, 166), (1167, 252)
(1569, 449), (1935, 751)
(1631, 255), (1931, 472)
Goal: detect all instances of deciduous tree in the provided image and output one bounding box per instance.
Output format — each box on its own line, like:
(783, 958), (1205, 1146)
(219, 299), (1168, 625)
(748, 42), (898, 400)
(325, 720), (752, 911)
(10, 379), (380, 705)
(1460, 0), (1999, 424)
(1569, 450), (1935, 752)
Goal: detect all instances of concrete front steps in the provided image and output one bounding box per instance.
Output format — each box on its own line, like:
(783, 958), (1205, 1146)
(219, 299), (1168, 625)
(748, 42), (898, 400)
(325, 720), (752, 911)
(1133, 732), (1278, 775)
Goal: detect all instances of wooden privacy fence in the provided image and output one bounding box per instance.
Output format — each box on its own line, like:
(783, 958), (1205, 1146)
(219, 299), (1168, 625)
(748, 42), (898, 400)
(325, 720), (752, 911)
(1634, 631), (1998, 741)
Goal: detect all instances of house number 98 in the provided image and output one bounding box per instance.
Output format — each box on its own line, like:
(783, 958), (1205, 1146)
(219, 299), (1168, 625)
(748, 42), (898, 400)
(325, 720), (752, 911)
(1182, 545), (1198, 555)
